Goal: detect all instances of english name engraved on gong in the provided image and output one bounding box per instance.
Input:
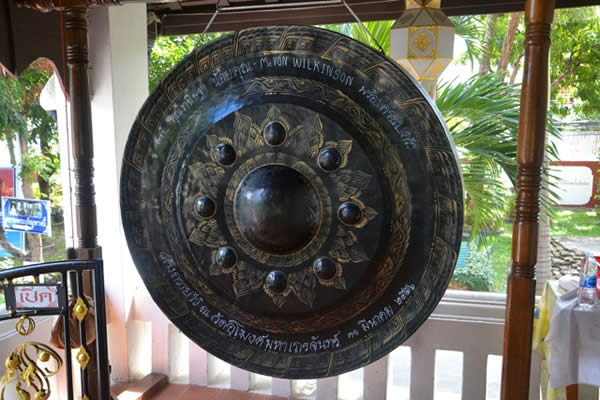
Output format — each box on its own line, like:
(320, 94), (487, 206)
(291, 57), (354, 87)
(212, 56), (355, 88)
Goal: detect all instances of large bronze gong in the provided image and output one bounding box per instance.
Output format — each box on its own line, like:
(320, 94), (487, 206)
(121, 25), (463, 378)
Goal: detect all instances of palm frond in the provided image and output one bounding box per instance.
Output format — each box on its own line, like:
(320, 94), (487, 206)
(350, 21), (394, 55)
(438, 73), (560, 244)
(450, 15), (486, 67)
(315, 24), (562, 245)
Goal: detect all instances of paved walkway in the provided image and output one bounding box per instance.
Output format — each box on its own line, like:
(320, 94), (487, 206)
(551, 236), (600, 279)
(556, 236), (600, 255)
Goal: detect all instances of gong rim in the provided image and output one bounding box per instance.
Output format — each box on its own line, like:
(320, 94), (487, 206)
(121, 25), (463, 378)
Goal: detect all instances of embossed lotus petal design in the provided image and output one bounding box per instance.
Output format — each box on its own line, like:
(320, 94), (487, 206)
(329, 226), (368, 264)
(232, 262), (267, 297)
(187, 105), (379, 308)
(189, 219), (226, 248)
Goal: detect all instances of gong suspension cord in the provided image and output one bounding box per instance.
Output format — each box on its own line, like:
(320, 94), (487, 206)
(58, 0), (77, 250)
(341, 0), (386, 54)
(193, 5), (220, 47)
(202, 6), (220, 35)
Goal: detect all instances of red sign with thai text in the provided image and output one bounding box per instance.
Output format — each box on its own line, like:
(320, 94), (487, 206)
(14, 285), (59, 309)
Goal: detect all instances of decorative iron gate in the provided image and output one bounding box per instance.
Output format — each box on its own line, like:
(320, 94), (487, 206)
(0, 260), (110, 400)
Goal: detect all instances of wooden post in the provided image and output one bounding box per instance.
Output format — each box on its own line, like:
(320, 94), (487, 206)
(501, 0), (555, 399)
(63, 7), (103, 399)
(13, 0), (117, 396)
(566, 384), (578, 400)
(64, 6), (102, 259)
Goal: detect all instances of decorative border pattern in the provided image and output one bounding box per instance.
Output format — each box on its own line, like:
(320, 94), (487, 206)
(120, 25), (463, 378)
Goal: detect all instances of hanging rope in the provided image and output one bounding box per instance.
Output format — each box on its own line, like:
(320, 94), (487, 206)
(202, 5), (220, 35)
(192, 5), (220, 47)
(341, 0), (386, 54)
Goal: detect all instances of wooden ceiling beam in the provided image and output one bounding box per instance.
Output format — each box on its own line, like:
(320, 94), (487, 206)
(3, 0), (599, 77)
(151, 0), (600, 35)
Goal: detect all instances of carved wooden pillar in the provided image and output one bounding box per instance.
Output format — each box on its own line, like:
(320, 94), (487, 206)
(16, 2), (115, 397)
(501, 0), (555, 399)
(63, 8), (103, 399)
(64, 6), (102, 260)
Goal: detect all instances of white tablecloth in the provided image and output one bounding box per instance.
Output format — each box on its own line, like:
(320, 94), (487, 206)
(548, 284), (600, 388)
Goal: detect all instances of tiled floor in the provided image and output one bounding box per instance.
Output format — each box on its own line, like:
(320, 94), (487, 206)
(151, 385), (295, 400)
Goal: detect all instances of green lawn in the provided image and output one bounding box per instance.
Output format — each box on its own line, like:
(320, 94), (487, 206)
(488, 222), (513, 292)
(550, 209), (600, 237)
(42, 221), (67, 262)
(484, 208), (599, 293)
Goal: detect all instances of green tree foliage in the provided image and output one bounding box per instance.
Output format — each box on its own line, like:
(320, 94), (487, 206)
(0, 62), (60, 261)
(349, 21), (393, 54)
(149, 33), (225, 91)
(0, 78), (26, 132)
(0, 65), (60, 200)
(437, 75), (519, 239)
(452, 242), (495, 291)
(321, 18), (563, 242)
(550, 7), (600, 119)
(453, 8), (600, 119)
(450, 16), (486, 67)
(0, 74), (26, 166)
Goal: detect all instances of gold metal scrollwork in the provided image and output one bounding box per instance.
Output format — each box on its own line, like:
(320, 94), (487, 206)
(0, 343), (63, 400)
(15, 316), (36, 336)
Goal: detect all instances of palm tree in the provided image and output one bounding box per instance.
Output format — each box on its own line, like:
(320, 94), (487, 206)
(437, 74), (520, 240)
(325, 20), (558, 247)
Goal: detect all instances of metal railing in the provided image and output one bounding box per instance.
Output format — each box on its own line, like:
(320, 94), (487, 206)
(0, 260), (109, 400)
(130, 288), (539, 399)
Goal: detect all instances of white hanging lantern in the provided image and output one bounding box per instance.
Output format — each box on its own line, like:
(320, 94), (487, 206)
(390, 0), (455, 99)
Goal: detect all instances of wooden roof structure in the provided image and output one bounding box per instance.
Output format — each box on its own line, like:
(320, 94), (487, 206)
(2, 0), (600, 79)
(148, 0), (599, 34)
(1, 0), (599, 399)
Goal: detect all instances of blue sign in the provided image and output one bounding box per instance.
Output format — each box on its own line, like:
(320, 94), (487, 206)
(1, 197), (52, 236)
(0, 231), (25, 258)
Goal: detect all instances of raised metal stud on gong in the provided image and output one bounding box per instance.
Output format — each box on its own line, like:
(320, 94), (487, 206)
(313, 257), (337, 281)
(318, 147), (341, 171)
(264, 121), (287, 146)
(215, 246), (237, 271)
(265, 270), (288, 293)
(215, 143), (236, 166)
(195, 195), (216, 218)
(338, 202), (362, 226)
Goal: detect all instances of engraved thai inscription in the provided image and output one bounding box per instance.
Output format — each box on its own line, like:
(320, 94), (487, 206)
(121, 25), (463, 379)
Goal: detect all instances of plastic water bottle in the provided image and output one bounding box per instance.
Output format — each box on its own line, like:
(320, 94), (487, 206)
(577, 252), (598, 308)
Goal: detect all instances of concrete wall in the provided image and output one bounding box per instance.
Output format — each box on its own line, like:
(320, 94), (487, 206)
(88, 3), (149, 382)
